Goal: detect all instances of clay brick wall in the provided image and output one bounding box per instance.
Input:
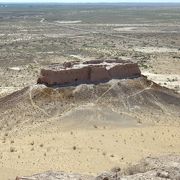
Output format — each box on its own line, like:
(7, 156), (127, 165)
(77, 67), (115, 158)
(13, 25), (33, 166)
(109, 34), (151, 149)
(37, 60), (141, 86)
(109, 63), (141, 79)
(39, 67), (91, 85)
(90, 66), (111, 82)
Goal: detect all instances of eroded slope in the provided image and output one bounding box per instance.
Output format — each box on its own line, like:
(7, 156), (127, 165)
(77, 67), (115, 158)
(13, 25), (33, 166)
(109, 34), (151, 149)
(0, 76), (179, 134)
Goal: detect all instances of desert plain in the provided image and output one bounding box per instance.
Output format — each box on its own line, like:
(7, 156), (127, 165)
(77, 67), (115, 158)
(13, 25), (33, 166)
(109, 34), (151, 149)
(0, 3), (180, 180)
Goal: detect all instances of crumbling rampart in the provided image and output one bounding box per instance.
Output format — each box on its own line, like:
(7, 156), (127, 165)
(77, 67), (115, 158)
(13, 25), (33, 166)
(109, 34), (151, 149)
(37, 59), (141, 86)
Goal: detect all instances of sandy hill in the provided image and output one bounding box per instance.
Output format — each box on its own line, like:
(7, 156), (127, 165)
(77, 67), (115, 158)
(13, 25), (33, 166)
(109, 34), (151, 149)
(0, 76), (179, 133)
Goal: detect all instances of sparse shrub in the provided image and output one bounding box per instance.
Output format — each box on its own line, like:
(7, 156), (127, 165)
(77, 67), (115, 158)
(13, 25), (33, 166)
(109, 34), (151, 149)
(30, 141), (34, 146)
(39, 144), (44, 148)
(141, 64), (148, 69)
(4, 132), (8, 137)
(10, 147), (16, 152)
(93, 125), (98, 128)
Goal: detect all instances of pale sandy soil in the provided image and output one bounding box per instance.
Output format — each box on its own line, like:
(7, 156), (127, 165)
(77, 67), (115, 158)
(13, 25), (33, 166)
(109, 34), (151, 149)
(114, 27), (137, 31)
(0, 124), (180, 180)
(0, 87), (22, 98)
(113, 25), (180, 33)
(149, 56), (180, 75)
(69, 55), (96, 61)
(55, 20), (82, 24)
(142, 72), (180, 93)
(134, 47), (179, 53)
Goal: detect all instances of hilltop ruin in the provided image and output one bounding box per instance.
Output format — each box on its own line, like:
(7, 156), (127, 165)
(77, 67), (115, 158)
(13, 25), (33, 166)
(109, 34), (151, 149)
(37, 59), (141, 86)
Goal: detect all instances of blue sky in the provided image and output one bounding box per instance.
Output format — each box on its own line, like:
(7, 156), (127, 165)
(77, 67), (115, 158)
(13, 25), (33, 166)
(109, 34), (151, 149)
(0, 0), (180, 3)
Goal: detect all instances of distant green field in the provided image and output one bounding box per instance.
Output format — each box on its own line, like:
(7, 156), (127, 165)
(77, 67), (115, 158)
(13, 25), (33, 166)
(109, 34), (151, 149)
(1, 3), (180, 24)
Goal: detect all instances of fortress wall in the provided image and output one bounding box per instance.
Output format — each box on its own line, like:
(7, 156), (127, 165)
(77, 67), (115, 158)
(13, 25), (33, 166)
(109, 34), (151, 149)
(109, 63), (141, 79)
(37, 60), (141, 86)
(90, 66), (111, 82)
(39, 67), (91, 86)
(108, 65), (126, 79)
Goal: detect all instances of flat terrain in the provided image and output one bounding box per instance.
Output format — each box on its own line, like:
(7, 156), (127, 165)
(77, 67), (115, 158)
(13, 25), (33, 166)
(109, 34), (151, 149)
(0, 3), (180, 180)
(1, 126), (180, 179)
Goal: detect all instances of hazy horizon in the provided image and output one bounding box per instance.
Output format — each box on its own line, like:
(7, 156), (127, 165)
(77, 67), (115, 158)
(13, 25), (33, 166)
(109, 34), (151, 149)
(1, 0), (180, 4)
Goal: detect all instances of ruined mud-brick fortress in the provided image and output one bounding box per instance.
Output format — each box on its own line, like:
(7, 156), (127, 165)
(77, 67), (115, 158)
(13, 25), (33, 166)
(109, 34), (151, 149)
(37, 59), (141, 86)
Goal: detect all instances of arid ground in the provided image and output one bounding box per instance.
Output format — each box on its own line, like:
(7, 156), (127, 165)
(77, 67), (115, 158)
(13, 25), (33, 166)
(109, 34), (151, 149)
(0, 3), (180, 180)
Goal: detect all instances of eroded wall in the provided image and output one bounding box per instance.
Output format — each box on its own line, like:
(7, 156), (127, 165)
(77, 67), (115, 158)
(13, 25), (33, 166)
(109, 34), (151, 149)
(37, 61), (141, 86)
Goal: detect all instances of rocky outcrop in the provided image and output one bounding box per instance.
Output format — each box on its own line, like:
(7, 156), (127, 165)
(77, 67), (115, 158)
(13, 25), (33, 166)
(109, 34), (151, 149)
(16, 155), (180, 180)
(37, 59), (141, 86)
